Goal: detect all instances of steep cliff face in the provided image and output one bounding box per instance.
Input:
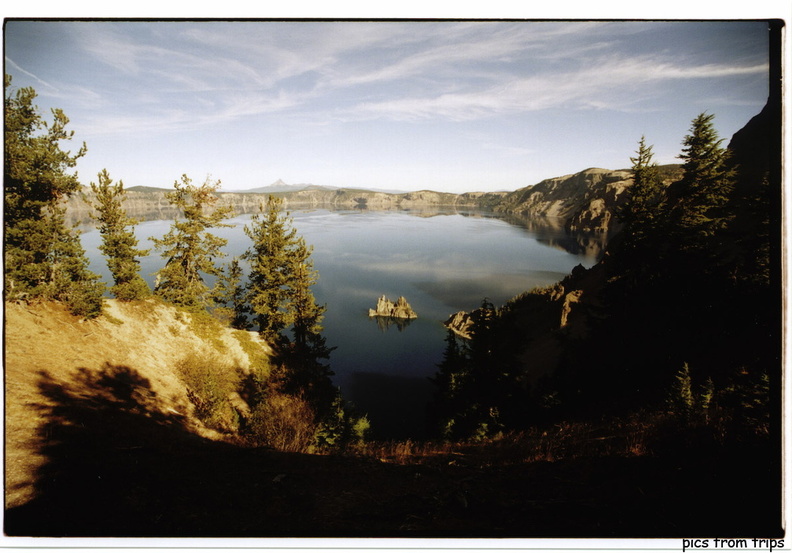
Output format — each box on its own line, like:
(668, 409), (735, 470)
(494, 168), (633, 234)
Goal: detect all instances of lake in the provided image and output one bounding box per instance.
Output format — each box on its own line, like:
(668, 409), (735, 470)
(81, 208), (602, 439)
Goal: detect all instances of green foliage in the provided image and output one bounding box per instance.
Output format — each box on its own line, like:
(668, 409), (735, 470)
(668, 363), (696, 420)
(617, 136), (665, 282)
(429, 300), (522, 441)
(429, 330), (472, 439)
(213, 257), (249, 329)
(89, 169), (150, 301)
(243, 195), (299, 339)
(313, 393), (371, 450)
(151, 175), (233, 309)
(176, 352), (241, 431)
(243, 195), (328, 344)
(718, 370), (770, 432)
(242, 195), (337, 426)
(671, 112), (735, 251)
(4, 75), (104, 317)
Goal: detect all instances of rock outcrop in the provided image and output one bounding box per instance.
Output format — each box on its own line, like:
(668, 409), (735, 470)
(494, 165), (683, 234)
(494, 168), (632, 234)
(444, 310), (477, 340)
(368, 295), (418, 319)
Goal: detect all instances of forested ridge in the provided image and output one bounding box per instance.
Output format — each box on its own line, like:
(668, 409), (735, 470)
(430, 103), (780, 440)
(4, 70), (782, 537)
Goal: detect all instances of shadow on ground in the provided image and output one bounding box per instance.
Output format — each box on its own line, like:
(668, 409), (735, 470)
(4, 363), (783, 538)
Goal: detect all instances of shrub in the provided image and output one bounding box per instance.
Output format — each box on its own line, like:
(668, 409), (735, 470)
(246, 392), (317, 452)
(175, 352), (241, 431)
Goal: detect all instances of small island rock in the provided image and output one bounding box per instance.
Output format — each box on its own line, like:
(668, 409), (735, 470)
(368, 295), (418, 319)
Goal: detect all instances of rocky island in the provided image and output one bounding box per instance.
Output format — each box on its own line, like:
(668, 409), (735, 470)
(368, 295), (418, 319)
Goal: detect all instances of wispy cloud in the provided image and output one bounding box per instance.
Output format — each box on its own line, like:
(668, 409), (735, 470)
(24, 20), (767, 156)
(335, 54), (769, 122)
(5, 57), (59, 92)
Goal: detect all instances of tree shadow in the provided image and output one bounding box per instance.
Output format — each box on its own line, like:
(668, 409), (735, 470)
(3, 363), (332, 537)
(4, 363), (783, 538)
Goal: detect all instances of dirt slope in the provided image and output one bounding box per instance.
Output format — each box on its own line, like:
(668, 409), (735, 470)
(4, 299), (270, 509)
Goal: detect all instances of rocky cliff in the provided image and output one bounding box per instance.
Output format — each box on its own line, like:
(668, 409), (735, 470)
(369, 295), (418, 319)
(493, 166), (682, 234)
(64, 166), (682, 235)
(492, 168), (632, 234)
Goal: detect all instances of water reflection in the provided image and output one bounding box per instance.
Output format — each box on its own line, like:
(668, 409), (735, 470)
(79, 206), (604, 440)
(72, 202), (606, 260)
(370, 315), (414, 332)
(497, 212), (610, 260)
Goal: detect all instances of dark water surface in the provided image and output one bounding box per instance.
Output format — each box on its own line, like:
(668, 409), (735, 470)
(81, 208), (601, 439)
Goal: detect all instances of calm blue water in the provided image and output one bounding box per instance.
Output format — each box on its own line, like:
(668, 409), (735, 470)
(81, 209), (599, 439)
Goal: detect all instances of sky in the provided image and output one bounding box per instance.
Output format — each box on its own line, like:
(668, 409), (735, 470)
(3, 19), (774, 193)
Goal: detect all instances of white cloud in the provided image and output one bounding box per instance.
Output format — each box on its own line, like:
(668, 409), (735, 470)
(334, 54), (769, 122)
(5, 57), (59, 92)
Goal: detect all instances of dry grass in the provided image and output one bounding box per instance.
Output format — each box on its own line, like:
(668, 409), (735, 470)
(347, 411), (677, 467)
(246, 392), (317, 453)
(3, 299), (272, 508)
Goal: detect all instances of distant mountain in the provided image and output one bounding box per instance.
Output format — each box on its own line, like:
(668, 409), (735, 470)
(125, 185), (171, 193)
(68, 166), (691, 237)
(67, 170), (645, 233)
(230, 179), (337, 194)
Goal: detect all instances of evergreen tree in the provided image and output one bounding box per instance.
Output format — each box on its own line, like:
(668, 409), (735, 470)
(289, 245), (324, 348)
(151, 175), (232, 309)
(243, 195), (298, 340)
(284, 254), (336, 415)
(89, 169), (150, 301)
(671, 113), (735, 252)
(429, 330), (472, 439)
(213, 257), (249, 329)
(4, 75), (104, 317)
(619, 137), (664, 256)
(244, 195), (337, 419)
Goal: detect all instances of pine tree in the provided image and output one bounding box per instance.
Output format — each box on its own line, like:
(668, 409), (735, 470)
(289, 243), (324, 348)
(89, 169), (150, 301)
(620, 136), (664, 254)
(285, 252), (335, 414)
(429, 330), (472, 439)
(243, 195), (298, 340)
(4, 75), (104, 317)
(672, 113), (735, 251)
(213, 257), (249, 329)
(244, 195), (336, 417)
(151, 175), (232, 309)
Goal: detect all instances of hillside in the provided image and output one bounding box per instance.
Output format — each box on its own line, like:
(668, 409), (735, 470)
(63, 167), (640, 233)
(3, 301), (780, 537)
(4, 299), (272, 510)
(494, 165), (683, 234)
